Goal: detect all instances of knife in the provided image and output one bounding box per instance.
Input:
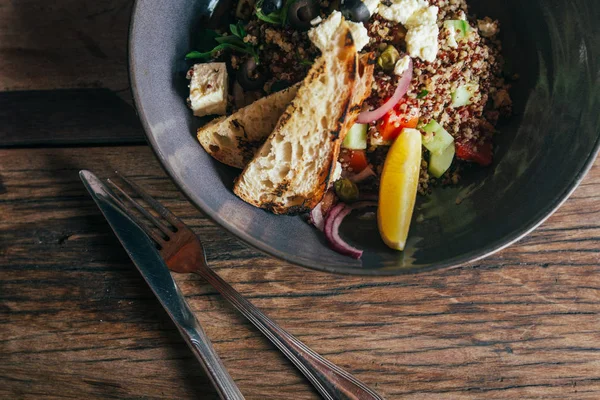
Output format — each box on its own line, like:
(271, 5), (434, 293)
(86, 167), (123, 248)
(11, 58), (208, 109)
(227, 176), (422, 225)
(80, 170), (245, 400)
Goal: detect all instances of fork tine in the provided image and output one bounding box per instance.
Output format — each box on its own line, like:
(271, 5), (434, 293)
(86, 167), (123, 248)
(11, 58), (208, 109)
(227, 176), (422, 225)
(107, 178), (174, 238)
(114, 171), (182, 228)
(105, 182), (166, 247)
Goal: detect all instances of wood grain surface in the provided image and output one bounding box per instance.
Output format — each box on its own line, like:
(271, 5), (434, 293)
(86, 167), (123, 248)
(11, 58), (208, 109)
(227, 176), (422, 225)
(0, 89), (145, 147)
(1, 0), (599, 398)
(0, 0), (144, 147)
(2, 146), (599, 400)
(0, 0), (132, 93)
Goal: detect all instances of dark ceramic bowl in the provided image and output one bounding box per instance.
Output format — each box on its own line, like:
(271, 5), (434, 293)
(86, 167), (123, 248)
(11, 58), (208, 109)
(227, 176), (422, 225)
(129, 0), (600, 275)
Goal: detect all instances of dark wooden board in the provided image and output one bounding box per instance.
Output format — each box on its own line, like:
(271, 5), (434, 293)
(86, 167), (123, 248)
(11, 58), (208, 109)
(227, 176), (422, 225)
(1, 146), (599, 399)
(0, 0), (132, 93)
(0, 0), (147, 147)
(0, 89), (145, 147)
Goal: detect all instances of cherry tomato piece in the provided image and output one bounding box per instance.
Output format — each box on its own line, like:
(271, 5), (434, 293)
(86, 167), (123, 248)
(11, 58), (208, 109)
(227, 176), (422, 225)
(455, 140), (493, 166)
(340, 149), (369, 172)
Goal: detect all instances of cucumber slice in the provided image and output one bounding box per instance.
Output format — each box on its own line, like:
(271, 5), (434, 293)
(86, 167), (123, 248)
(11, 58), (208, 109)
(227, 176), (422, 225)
(342, 123), (368, 150)
(451, 83), (479, 107)
(429, 143), (455, 178)
(421, 120), (454, 154)
(443, 20), (472, 40)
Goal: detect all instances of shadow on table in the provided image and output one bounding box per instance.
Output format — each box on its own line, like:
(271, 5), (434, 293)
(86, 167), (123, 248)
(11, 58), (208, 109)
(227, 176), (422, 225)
(34, 152), (220, 399)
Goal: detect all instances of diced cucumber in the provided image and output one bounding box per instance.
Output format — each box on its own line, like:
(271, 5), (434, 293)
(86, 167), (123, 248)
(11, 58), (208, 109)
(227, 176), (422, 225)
(451, 83), (478, 107)
(443, 20), (472, 40)
(421, 120), (454, 155)
(342, 123), (368, 150)
(429, 143), (455, 178)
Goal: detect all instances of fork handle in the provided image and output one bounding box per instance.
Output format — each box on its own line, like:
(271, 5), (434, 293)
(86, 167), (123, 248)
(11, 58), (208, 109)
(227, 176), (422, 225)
(194, 265), (383, 400)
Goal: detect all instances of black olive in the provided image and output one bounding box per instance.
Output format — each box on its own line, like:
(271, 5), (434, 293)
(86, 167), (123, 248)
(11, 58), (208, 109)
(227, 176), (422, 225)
(236, 58), (267, 91)
(340, 0), (370, 22)
(261, 0), (283, 15)
(327, 0), (341, 13)
(287, 0), (319, 31)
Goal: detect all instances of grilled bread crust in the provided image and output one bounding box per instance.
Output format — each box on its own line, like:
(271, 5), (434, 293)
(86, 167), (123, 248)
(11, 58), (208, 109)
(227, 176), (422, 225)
(233, 24), (373, 214)
(196, 85), (300, 168)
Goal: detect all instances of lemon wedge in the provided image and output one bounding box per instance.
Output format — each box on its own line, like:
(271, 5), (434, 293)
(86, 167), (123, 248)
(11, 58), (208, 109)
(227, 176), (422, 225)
(378, 128), (422, 251)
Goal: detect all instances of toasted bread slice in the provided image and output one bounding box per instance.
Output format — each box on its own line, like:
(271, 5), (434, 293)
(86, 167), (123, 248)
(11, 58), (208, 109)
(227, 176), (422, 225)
(196, 84), (300, 168)
(197, 55), (373, 169)
(353, 52), (376, 115)
(234, 23), (371, 214)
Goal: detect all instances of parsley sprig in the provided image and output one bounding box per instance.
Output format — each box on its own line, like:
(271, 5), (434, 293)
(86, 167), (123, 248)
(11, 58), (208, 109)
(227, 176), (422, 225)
(255, 0), (294, 26)
(185, 22), (259, 63)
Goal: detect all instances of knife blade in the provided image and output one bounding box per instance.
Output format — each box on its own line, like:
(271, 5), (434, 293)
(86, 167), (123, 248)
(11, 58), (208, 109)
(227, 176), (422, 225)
(79, 170), (244, 400)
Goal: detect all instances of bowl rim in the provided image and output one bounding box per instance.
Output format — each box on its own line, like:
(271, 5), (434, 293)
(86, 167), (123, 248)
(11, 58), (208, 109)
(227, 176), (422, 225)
(127, 0), (600, 276)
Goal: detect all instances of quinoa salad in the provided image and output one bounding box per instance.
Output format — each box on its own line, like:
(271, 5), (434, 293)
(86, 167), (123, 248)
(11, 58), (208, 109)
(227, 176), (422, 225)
(184, 0), (513, 258)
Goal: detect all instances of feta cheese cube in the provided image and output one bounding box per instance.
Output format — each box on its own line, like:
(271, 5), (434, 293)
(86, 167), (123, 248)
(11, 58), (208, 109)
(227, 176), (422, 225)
(405, 5), (438, 28)
(376, 0), (439, 62)
(347, 21), (370, 52)
(394, 55), (411, 76)
(406, 23), (439, 62)
(377, 0), (428, 25)
(362, 0), (381, 15)
(188, 62), (228, 117)
(308, 11), (343, 52)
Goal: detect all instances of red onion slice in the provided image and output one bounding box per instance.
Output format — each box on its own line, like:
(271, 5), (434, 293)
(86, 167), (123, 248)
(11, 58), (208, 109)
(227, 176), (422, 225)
(323, 202), (378, 259)
(356, 58), (413, 124)
(324, 203), (345, 234)
(347, 165), (376, 183)
(325, 206), (363, 259)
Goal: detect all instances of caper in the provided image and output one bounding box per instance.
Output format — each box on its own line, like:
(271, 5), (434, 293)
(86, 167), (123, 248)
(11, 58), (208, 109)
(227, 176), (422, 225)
(334, 179), (360, 203)
(377, 44), (400, 72)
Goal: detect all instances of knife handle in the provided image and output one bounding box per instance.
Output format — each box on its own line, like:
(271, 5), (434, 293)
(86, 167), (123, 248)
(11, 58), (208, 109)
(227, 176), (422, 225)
(175, 297), (246, 400)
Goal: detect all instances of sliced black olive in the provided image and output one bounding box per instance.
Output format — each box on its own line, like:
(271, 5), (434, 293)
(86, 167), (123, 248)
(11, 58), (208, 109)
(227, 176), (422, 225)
(287, 0), (319, 31)
(236, 0), (256, 19)
(236, 58), (267, 91)
(261, 0), (283, 15)
(202, 0), (234, 29)
(340, 0), (370, 23)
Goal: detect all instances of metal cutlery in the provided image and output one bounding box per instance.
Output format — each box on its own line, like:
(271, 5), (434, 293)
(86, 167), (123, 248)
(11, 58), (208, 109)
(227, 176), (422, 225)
(80, 170), (244, 400)
(81, 169), (383, 400)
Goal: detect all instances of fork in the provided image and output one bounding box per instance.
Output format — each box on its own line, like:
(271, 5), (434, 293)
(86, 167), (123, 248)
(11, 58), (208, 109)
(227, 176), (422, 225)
(106, 172), (383, 400)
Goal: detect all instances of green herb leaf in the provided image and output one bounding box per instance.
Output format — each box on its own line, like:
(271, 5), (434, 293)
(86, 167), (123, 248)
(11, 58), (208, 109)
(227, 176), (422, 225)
(281, 0), (296, 25)
(229, 24), (240, 37)
(185, 50), (210, 60)
(417, 89), (429, 99)
(215, 35), (245, 45)
(300, 59), (314, 66)
(256, 8), (283, 24)
(187, 20), (258, 63)
(255, 0), (284, 24)
(238, 21), (247, 38)
(185, 43), (255, 60)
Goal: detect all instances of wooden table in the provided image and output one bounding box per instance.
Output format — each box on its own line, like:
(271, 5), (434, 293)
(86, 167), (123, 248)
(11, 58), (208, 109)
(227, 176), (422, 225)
(1, 1), (599, 399)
